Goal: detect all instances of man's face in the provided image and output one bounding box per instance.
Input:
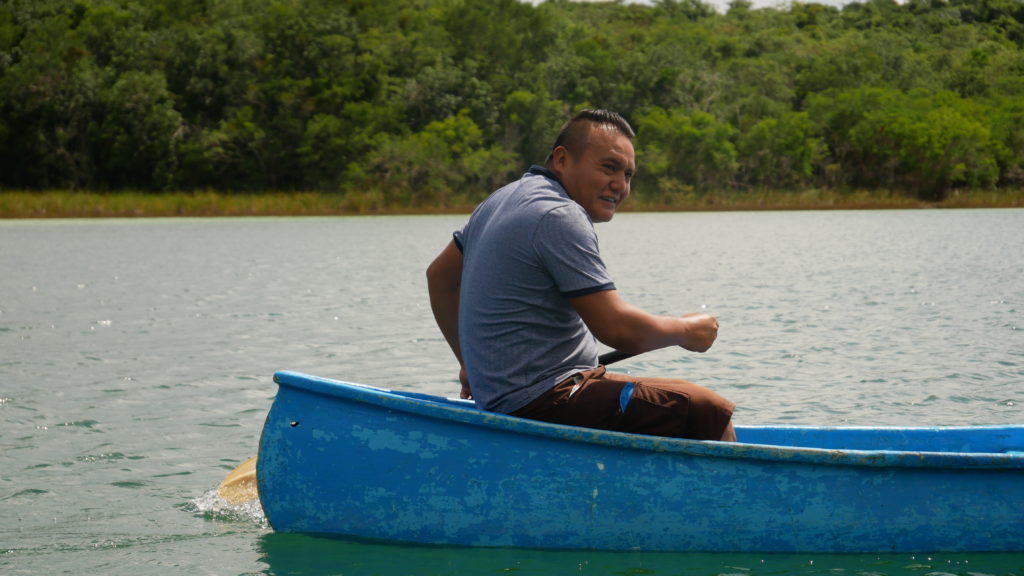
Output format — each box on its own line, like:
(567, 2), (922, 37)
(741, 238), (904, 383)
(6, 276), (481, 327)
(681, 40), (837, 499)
(552, 124), (636, 223)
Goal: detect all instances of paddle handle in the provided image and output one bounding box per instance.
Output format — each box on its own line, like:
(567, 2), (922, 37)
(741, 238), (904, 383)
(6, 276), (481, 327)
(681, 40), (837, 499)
(598, 350), (635, 366)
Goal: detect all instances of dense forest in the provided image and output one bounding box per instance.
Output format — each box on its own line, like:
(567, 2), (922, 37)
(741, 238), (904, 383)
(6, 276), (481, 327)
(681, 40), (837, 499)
(1, 0), (1023, 209)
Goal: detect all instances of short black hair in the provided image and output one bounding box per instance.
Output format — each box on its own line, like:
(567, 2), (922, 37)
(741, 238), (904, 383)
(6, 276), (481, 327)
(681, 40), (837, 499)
(549, 109), (636, 162)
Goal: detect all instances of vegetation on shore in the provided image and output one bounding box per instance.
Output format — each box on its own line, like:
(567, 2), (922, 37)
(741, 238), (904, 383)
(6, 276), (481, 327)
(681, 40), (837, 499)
(2, 0), (1024, 211)
(2, 188), (1020, 219)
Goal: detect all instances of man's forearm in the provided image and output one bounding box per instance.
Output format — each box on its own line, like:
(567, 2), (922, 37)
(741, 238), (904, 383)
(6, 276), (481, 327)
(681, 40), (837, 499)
(571, 290), (718, 354)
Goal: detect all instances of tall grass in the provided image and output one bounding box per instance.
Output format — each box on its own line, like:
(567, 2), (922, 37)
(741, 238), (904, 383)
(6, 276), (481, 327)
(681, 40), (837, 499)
(1, 188), (1021, 218)
(0, 190), (461, 218)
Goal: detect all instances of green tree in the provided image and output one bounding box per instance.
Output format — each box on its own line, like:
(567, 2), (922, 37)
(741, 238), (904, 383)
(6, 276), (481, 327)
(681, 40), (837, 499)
(501, 89), (565, 167)
(634, 106), (738, 197)
(297, 101), (403, 190)
(990, 100), (1024, 187)
(807, 86), (903, 188)
(349, 110), (517, 208)
(738, 111), (824, 189)
(843, 91), (1000, 199)
(94, 70), (182, 189)
(1, 0), (1022, 200)
(0, 2), (107, 188)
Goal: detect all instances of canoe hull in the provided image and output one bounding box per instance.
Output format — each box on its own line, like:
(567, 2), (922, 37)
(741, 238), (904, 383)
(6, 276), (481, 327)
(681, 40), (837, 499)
(257, 371), (1024, 552)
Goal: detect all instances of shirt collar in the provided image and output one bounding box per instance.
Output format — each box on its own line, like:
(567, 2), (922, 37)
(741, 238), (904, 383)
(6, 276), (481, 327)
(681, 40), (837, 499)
(528, 165), (563, 188)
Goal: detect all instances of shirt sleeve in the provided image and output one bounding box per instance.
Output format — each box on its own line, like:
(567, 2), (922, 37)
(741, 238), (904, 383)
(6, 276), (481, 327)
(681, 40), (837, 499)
(533, 205), (616, 297)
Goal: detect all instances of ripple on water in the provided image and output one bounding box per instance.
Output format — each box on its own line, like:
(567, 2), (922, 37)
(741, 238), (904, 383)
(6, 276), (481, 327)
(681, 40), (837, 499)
(110, 480), (148, 489)
(2, 488), (50, 500)
(60, 419), (101, 429)
(73, 449), (144, 463)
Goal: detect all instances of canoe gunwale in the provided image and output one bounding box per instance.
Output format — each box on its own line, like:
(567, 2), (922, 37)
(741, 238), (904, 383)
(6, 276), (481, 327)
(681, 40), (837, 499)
(271, 371), (1024, 471)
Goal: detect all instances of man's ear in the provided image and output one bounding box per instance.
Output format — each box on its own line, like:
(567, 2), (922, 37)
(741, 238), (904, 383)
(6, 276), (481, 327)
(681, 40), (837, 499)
(549, 145), (569, 173)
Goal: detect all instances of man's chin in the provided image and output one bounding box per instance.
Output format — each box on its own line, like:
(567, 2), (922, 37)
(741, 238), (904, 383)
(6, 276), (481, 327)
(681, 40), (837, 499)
(583, 201), (618, 223)
(597, 206), (618, 222)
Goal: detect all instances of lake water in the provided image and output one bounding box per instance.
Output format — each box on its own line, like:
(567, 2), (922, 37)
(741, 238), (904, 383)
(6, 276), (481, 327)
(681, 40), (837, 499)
(1, 210), (1022, 575)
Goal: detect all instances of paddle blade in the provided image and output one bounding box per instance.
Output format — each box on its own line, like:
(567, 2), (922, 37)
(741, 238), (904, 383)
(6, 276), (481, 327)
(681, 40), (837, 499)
(218, 455), (259, 505)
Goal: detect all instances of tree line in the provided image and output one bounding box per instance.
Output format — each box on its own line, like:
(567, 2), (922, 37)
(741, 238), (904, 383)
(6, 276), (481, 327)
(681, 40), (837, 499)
(1, 0), (1023, 207)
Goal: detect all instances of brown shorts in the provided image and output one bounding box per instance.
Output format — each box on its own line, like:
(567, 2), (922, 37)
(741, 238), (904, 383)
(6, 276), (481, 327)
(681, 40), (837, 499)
(512, 366), (735, 441)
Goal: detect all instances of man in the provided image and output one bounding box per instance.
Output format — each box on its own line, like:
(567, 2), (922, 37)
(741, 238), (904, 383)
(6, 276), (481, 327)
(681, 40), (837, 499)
(427, 109), (735, 441)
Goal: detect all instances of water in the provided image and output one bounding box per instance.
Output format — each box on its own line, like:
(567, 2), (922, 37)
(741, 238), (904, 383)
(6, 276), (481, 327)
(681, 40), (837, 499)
(1, 211), (1022, 575)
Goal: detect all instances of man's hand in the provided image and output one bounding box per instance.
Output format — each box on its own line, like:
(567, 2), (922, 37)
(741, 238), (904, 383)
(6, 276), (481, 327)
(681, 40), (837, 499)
(678, 313), (718, 353)
(459, 366), (472, 399)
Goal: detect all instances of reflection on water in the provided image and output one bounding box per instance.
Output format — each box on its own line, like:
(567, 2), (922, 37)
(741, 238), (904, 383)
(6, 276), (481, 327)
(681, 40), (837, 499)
(255, 532), (1024, 576)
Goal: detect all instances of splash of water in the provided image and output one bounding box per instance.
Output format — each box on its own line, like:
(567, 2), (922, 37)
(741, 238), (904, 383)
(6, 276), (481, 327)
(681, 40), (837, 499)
(188, 487), (267, 526)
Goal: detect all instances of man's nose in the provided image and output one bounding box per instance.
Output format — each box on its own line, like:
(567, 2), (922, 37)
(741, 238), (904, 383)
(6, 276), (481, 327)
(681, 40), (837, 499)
(612, 173), (629, 192)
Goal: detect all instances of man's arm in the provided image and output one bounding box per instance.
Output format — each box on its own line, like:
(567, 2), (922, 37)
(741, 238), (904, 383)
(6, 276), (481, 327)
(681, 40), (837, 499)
(569, 289), (718, 356)
(426, 239), (471, 398)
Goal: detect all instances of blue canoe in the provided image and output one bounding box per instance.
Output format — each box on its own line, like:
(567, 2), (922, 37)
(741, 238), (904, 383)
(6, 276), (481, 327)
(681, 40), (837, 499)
(257, 371), (1024, 553)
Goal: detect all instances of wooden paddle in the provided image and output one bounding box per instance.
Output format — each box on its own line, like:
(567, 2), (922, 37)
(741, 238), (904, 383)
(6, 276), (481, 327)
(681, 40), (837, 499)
(217, 350), (637, 504)
(218, 455), (258, 504)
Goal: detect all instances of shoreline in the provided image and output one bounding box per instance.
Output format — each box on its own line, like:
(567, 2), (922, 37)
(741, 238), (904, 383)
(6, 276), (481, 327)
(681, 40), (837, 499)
(1, 189), (1021, 219)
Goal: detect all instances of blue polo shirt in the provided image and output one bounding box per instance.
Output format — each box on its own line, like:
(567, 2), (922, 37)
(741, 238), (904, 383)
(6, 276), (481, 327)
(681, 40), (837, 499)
(455, 166), (615, 413)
